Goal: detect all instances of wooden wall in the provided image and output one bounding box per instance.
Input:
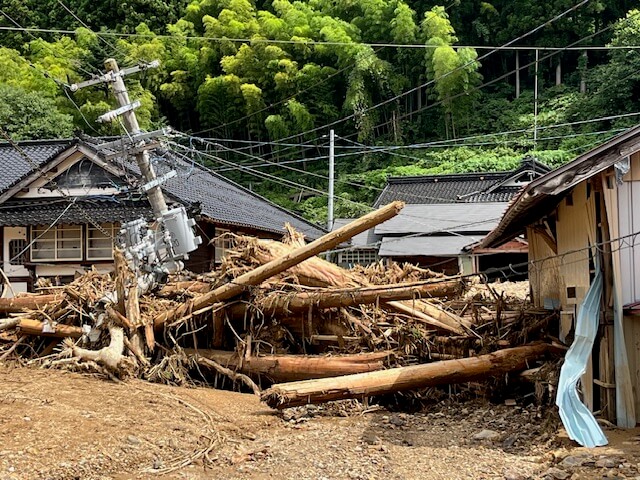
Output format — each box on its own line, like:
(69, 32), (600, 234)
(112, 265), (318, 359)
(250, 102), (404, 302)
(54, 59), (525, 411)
(616, 152), (640, 421)
(555, 181), (596, 311)
(527, 226), (561, 309)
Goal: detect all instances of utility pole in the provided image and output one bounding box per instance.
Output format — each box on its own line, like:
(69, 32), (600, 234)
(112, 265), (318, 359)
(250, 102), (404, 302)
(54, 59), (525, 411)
(327, 129), (335, 231)
(533, 48), (539, 148)
(70, 58), (201, 284)
(103, 58), (167, 219)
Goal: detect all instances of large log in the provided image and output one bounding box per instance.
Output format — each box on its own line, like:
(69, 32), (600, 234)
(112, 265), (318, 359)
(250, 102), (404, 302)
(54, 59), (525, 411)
(186, 348), (392, 382)
(261, 343), (551, 408)
(18, 318), (83, 338)
(0, 294), (63, 313)
(227, 279), (462, 319)
(385, 300), (467, 334)
(153, 201), (404, 329)
(219, 230), (468, 333)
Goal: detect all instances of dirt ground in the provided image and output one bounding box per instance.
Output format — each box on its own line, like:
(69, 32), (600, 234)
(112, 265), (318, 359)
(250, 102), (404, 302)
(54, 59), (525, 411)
(2, 366), (640, 480)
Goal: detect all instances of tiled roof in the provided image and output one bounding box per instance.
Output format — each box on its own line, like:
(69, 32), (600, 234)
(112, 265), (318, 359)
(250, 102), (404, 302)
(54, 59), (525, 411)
(0, 199), (153, 226)
(153, 157), (325, 239)
(378, 235), (482, 257)
(0, 139), (73, 192)
(0, 139), (325, 239)
(374, 158), (550, 207)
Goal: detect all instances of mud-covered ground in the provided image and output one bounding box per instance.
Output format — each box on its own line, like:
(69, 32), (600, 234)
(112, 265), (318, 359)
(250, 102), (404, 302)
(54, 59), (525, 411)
(1, 366), (639, 480)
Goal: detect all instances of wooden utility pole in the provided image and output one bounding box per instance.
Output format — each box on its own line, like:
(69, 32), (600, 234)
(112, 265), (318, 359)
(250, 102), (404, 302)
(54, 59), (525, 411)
(103, 58), (167, 218)
(327, 129), (335, 231)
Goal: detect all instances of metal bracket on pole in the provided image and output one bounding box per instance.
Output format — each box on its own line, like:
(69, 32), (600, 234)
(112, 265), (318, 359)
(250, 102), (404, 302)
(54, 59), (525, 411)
(68, 60), (160, 92)
(142, 171), (177, 192)
(97, 101), (141, 123)
(103, 141), (162, 161)
(96, 129), (170, 152)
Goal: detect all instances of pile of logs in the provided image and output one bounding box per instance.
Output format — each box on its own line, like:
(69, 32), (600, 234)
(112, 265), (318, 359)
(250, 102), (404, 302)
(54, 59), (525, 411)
(0, 201), (561, 409)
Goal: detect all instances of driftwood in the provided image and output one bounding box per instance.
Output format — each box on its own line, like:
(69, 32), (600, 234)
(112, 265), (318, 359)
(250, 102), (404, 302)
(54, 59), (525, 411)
(193, 355), (261, 395)
(262, 343), (552, 408)
(0, 294), (63, 313)
(153, 201), (404, 329)
(226, 279), (462, 319)
(65, 325), (129, 372)
(185, 349), (392, 383)
(18, 318), (83, 338)
(157, 281), (211, 297)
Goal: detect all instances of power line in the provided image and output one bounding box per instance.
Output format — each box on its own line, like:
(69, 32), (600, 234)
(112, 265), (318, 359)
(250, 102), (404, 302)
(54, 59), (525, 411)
(54, 0), (131, 64)
(252, 0), (594, 146)
(3, 26), (638, 51)
(356, 10), (640, 139)
(0, 9), (99, 78)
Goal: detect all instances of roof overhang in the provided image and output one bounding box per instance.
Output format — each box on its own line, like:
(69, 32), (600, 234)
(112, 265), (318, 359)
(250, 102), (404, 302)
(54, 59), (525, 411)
(479, 124), (640, 249)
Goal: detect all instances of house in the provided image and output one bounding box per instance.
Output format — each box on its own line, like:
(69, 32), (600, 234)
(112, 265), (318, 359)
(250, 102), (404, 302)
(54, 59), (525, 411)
(476, 124), (640, 429)
(0, 138), (325, 294)
(337, 158), (548, 274)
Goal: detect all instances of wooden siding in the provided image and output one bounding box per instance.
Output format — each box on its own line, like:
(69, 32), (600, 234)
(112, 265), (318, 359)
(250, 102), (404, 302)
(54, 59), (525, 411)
(556, 181), (596, 311)
(527, 226), (560, 309)
(618, 155), (640, 305)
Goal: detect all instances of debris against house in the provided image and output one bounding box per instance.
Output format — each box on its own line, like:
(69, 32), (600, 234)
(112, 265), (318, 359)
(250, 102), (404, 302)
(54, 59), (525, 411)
(0, 202), (563, 411)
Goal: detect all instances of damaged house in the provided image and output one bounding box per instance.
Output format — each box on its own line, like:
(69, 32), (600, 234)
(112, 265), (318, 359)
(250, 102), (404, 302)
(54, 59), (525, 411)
(478, 124), (640, 433)
(0, 138), (324, 294)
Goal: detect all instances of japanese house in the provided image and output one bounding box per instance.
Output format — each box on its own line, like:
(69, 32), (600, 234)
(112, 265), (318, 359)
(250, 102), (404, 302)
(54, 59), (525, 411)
(0, 138), (325, 294)
(477, 124), (640, 426)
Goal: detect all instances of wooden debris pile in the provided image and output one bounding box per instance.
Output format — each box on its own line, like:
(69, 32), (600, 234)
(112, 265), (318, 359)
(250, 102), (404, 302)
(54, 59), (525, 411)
(0, 201), (562, 409)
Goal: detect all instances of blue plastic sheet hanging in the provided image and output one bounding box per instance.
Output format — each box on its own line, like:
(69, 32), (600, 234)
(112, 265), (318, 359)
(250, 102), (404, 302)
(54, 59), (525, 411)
(555, 260), (608, 448)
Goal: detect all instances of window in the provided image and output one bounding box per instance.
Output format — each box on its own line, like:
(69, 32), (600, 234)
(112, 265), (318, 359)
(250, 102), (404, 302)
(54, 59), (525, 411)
(87, 223), (116, 260)
(214, 228), (233, 262)
(8, 239), (27, 265)
(31, 224), (82, 261)
(338, 249), (379, 268)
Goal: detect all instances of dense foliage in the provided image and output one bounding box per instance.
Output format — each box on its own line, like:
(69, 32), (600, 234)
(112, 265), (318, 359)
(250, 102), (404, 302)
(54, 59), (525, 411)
(1, 0), (640, 222)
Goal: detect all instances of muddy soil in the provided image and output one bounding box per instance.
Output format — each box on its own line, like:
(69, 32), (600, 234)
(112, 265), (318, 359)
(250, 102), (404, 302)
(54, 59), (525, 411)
(1, 365), (639, 480)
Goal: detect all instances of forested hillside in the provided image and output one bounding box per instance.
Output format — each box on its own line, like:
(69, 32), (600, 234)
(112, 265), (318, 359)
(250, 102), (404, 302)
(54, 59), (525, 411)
(1, 0), (640, 223)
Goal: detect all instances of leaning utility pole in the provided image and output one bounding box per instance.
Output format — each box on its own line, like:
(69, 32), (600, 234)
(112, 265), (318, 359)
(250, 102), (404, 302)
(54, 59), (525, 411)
(70, 58), (201, 285)
(103, 58), (167, 218)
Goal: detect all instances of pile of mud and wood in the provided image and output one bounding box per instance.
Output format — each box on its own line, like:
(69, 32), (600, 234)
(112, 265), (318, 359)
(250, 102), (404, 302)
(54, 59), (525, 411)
(0, 202), (564, 409)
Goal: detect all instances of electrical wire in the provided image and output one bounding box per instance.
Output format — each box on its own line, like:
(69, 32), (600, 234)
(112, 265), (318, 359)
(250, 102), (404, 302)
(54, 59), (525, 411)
(5, 26), (640, 51)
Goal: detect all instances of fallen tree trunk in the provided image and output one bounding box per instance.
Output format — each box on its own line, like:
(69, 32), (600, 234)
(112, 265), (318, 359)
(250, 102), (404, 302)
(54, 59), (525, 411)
(185, 349), (392, 383)
(0, 294), (63, 313)
(261, 343), (552, 408)
(226, 279), (462, 319)
(153, 201), (404, 329)
(384, 301), (466, 334)
(156, 281), (211, 297)
(18, 318), (83, 338)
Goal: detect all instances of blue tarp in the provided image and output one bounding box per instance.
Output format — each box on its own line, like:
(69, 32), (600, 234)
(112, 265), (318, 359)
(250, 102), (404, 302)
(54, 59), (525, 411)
(555, 262), (608, 447)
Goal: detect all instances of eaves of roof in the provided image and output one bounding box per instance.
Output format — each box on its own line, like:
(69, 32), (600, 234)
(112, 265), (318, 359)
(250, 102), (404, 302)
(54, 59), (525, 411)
(479, 124), (640, 249)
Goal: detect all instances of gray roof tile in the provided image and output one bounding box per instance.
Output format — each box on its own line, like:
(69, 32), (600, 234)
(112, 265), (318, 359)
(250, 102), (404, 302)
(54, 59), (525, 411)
(374, 159), (550, 207)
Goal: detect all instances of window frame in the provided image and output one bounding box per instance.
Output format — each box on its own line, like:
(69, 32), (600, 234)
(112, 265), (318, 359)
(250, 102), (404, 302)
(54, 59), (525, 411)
(30, 224), (83, 262)
(86, 223), (116, 261)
